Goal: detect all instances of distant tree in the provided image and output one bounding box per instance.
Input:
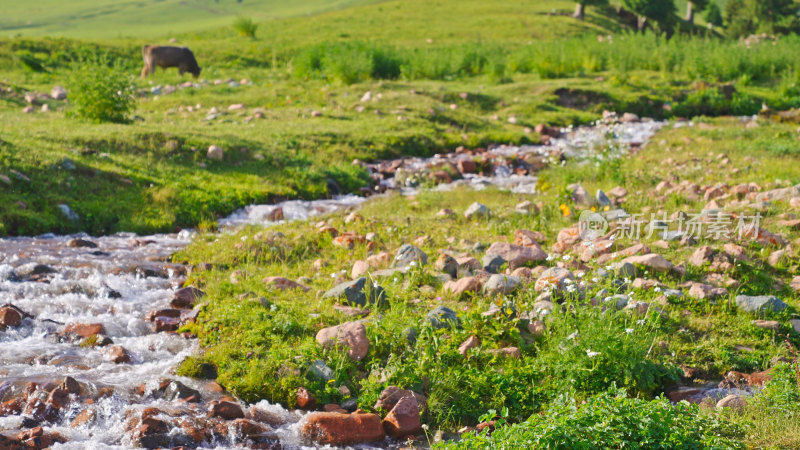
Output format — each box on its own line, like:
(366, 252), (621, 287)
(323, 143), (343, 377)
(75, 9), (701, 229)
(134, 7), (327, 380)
(725, 0), (800, 37)
(685, 0), (709, 25)
(622, 0), (678, 32)
(573, 0), (609, 21)
(704, 2), (723, 27)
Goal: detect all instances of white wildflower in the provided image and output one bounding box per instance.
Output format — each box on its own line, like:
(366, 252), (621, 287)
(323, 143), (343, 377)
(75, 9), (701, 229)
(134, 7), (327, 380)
(567, 331), (578, 340)
(562, 254), (571, 261)
(625, 328), (634, 334)
(586, 349), (601, 358)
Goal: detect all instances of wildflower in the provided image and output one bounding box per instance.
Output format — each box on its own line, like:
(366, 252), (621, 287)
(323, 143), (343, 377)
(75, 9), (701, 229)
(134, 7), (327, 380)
(562, 254), (571, 261)
(330, 273), (337, 278)
(559, 203), (571, 217)
(422, 424), (429, 431)
(586, 349), (601, 358)
(603, 205), (611, 211)
(240, 235), (248, 241)
(393, 277), (399, 283)
(373, 281), (379, 288)
(409, 261), (417, 267)
(591, 277), (599, 283)
(654, 287), (662, 293)
(625, 328), (634, 334)
(591, 206), (597, 212)
(567, 331), (578, 340)
(637, 319), (645, 326)
(576, 271), (585, 278)
(546, 254), (555, 262)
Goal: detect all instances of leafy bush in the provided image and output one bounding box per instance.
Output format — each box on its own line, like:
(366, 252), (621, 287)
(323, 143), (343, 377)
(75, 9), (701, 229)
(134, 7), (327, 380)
(534, 297), (680, 397)
(66, 57), (135, 123)
(233, 17), (258, 38)
(439, 388), (745, 449)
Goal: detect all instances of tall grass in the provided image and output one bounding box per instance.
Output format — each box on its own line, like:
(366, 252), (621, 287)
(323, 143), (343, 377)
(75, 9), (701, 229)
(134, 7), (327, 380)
(291, 34), (800, 85)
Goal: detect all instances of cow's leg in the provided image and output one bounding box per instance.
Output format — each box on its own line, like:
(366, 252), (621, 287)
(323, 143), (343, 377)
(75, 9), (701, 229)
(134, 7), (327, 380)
(178, 64), (186, 76)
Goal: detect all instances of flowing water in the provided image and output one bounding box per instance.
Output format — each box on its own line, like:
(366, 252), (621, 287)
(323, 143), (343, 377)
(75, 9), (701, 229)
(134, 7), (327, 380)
(0, 117), (666, 449)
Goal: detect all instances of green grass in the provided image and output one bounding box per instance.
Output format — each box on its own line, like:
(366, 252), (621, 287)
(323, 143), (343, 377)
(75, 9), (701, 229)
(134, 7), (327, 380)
(0, 0), (388, 39)
(173, 117), (800, 443)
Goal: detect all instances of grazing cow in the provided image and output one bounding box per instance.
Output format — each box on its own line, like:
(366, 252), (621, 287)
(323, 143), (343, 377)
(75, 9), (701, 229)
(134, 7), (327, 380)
(141, 45), (201, 78)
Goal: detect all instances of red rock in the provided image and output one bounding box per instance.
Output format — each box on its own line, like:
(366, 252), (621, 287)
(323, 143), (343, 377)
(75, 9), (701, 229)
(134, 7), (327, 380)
(231, 418), (272, 437)
(268, 207), (284, 221)
(667, 387), (704, 402)
(154, 316), (180, 332)
(485, 242), (547, 269)
(61, 323), (105, 338)
(0, 306), (22, 327)
(382, 396), (422, 438)
(443, 277), (482, 298)
(457, 159), (477, 174)
(300, 412), (384, 446)
(107, 345), (131, 364)
(263, 276), (310, 292)
(514, 229), (545, 247)
(315, 321), (369, 361)
(0, 398), (23, 416)
(319, 226), (339, 237)
(297, 388), (316, 410)
(374, 386), (428, 413)
(171, 286), (205, 309)
(622, 253), (673, 273)
(248, 406), (285, 426)
(71, 408), (96, 427)
(689, 246), (715, 267)
(209, 400), (245, 420)
(324, 403), (348, 414)
(458, 336), (480, 356)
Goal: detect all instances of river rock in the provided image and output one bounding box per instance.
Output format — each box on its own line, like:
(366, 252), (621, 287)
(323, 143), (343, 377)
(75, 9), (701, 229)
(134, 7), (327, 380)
(374, 386), (428, 413)
(316, 321), (369, 360)
(323, 277), (386, 307)
(735, 295), (787, 314)
(107, 345), (131, 364)
(67, 238), (97, 248)
(61, 323), (105, 338)
(622, 253), (674, 272)
(716, 394), (745, 411)
(443, 277), (481, 298)
(484, 274), (520, 295)
(534, 267), (574, 292)
(207, 145), (224, 161)
(171, 286), (205, 309)
(158, 380), (201, 402)
(263, 276), (309, 292)
(0, 306), (22, 327)
(209, 400), (245, 420)
(482, 254), (505, 273)
(392, 244), (428, 268)
(458, 336), (480, 356)
(427, 306), (460, 329)
(464, 202), (489, 219)
(382, 395), (422, 438)
(485, 242), (546, 269)
(51, 86), (67, 100)
(300, 412), (384, 446)
(435, 254), (458, 278)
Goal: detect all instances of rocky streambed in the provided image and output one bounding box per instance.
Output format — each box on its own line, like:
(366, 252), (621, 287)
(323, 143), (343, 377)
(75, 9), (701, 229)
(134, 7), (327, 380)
(0, 114), (665, 449)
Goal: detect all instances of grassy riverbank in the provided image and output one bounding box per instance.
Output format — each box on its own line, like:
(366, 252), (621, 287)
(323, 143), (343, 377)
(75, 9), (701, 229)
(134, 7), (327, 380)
(175, 116), (800, 446)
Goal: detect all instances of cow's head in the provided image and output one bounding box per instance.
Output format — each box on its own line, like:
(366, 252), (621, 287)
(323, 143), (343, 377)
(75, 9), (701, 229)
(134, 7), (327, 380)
(191, 66), (202, 79)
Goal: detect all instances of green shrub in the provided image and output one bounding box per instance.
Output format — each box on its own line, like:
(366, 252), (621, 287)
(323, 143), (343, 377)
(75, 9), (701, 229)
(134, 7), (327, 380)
(438, 388), (745, 449)
(233, 17), (258, 38)
(534, 297), (680, 397)
(66, 57), (135, 123)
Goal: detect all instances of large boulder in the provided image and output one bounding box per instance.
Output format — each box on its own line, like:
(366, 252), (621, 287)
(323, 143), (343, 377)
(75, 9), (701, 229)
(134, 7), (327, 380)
(316, 321), (370, 360)
(300, 412), (384, 446)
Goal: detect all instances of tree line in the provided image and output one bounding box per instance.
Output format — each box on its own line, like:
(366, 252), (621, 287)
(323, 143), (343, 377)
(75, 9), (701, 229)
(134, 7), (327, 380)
(573, 0), (800, 37)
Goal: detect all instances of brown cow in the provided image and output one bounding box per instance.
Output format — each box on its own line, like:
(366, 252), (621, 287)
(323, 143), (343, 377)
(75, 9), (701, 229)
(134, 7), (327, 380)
(141, 45), (201, 78)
